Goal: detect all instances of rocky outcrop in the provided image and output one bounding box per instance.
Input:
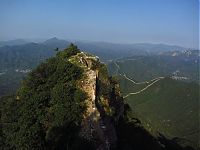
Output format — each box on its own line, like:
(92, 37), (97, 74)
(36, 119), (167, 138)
(69, 52), (124, 149)
(79, 69), (101, 140)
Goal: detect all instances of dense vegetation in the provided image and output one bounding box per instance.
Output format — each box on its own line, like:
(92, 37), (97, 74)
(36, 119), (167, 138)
(115, 104), (196, 150)
(128, 78), (199, 144)
(115, 76), (199, 148)
(108, 56), (199, 149)
(0, 43), (55, 96)
(0, 38), (72, 96)
(0, 44), (95, 149)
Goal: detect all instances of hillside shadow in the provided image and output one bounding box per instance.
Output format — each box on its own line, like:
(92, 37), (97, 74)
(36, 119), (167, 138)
(157, 133), (195, 150)
(114, 104), (196, 150)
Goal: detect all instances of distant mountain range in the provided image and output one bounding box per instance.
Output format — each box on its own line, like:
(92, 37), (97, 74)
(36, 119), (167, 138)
(157, 50), (200, 57)
(0, 37), (198, 96)
(1, 37), (196, 72)
(108, 54), (199, 83)
(0, 37), (191, 59)
(0, 39), (28, 47)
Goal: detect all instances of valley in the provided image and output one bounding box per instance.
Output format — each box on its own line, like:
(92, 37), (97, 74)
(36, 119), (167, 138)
(108, 56), (199, 148)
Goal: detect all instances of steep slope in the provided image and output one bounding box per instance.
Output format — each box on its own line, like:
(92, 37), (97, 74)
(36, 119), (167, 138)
(0, 44), (124, 150)
(125, 78), (199, 148)
(0, 39), (70, 96)
(108, 58), (199, 149)
(0, 44), (197, 150)
(68, 51), (124, 149)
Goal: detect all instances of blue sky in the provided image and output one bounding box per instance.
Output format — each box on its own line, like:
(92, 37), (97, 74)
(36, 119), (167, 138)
(0, 0), (199, 48)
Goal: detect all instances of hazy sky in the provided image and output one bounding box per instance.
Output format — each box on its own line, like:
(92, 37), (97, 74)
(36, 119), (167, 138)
(0, 0), (199, 48)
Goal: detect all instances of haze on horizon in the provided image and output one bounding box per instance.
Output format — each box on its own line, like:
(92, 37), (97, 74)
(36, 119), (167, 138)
(0, 0), (199, 49)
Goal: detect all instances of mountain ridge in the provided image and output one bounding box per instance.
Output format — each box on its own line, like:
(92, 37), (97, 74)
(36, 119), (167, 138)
(1, 44), (196, 150)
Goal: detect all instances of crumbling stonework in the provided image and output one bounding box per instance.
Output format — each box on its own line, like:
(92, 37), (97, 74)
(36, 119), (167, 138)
(69, 52), (124, 149)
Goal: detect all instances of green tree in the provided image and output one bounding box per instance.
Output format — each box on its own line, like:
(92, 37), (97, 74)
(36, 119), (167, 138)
(1, 45), (90, 149)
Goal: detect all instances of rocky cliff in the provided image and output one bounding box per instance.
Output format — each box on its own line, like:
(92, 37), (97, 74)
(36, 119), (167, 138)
(68, 51), (124, 149)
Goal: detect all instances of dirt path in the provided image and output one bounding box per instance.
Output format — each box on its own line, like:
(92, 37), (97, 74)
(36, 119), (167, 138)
(113, 61), (164, 98)
(123, 77), (164, 98)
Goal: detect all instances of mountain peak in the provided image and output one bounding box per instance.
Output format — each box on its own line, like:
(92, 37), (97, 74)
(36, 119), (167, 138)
(42, 37), (70, 48)
(43, 37), (60, 43)
(4, 44), (124, 149)
(65, 49), (124, 148)
(49, 37), (58, 40)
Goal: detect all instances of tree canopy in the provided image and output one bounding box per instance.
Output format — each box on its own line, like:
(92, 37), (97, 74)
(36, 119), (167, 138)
(1, 45), (93, 149)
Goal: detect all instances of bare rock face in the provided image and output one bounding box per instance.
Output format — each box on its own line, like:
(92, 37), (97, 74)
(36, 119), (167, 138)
(79, 69), (100, 140)
(69, 52), (124, 149)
